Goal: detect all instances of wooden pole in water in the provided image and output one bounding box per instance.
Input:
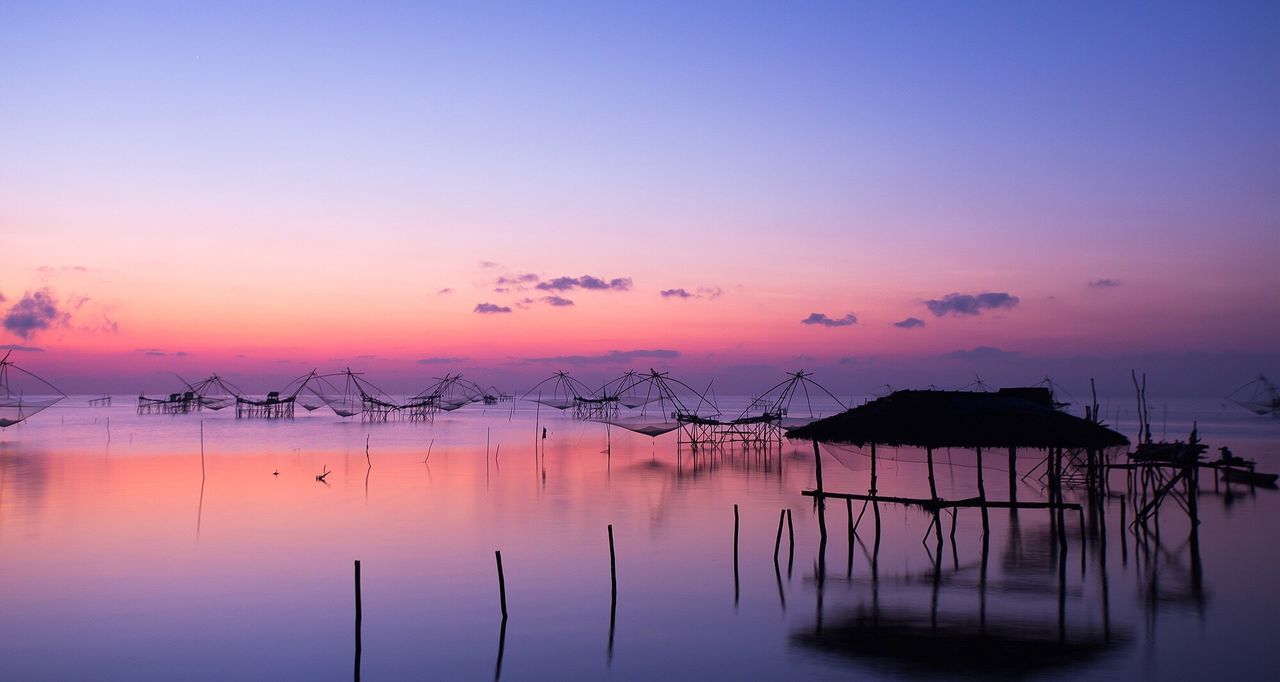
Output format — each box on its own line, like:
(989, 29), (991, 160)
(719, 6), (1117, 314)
(976, 446), (989, 537)
(813, 441), (828, 541)
(495, 551), (508, 620)
(354, 560), (362, 680)
(1008, 446), (1018, 506)
(608, 524), (617, 599)
(926, 446), (938, 500)
(869, 443), (878, 494)
(733, 504), (740, 604)
(773, 509), (786, 563)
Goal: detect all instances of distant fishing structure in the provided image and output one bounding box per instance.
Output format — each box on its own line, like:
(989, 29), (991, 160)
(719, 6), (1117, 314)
(0, 352), (66, 428)
(1227, 374), (1280, 417)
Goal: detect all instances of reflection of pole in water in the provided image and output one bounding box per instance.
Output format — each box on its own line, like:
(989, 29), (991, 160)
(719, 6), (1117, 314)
(732, 504), (740, 606)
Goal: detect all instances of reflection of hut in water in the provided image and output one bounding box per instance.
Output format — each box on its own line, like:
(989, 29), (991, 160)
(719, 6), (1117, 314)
(137, 374), (237, 414)
(0, 352), (66, 428)
(793, 605), (1126, 679)
(678, 370), (846, 448)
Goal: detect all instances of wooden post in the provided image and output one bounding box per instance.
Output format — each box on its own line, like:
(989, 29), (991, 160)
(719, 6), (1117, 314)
(976, 447), (989, 536)
(926, 447), (938, 500)
(608, 525), (617, 599)
(495, 551), (508, 620)
(1008, 446), (1018, 506)
(354, 560), (362, 681)
(869, 443), (878, 495)
(733, 504), (740, 604)
(773, 509), (786, 563)
(813, 441), (828, 541)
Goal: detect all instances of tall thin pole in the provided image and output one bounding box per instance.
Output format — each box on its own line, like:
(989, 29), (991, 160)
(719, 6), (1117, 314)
(495, 551), (508, 620)
(354, 560), (362, 681)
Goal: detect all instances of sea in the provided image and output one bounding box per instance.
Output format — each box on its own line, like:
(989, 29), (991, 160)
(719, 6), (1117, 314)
(1, 395), (1278, 680)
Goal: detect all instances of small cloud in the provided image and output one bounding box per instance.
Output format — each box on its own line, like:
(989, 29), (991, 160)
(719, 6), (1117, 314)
(660, 288), (692, 299)
(801, 312), (857, 327)
(942, 346), (1020, 361)
(536, 275), (632, 292)
(697, 287), (723, 299)
(924, 292), (1019, 317)
(514, 297), (535, 309)
(894, 317), (925, 329)
(0, 292), (6, 303)
(479, 261), (499, 269)
(496, 273), (540, 286)
(417, 356), (468, 365)
(0, 343), (43, 352)
(437, 288), (454, 295)
(175, 351), (190, 357)
(524, 349), (680, 364)
(1088, 278), (1121, 288)
(3, 289), (69, 340)
(144, 350), (166, 357)
(474, 303), (512, 314)
(542, 295), (575, 307)
(660, 286), (722, 300)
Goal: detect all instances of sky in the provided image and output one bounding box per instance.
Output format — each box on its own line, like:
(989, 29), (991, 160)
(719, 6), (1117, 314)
(2, 1), (1279, 397)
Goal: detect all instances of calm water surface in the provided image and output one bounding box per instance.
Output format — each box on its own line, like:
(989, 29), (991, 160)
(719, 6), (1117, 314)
(2, 397), (1278, 680)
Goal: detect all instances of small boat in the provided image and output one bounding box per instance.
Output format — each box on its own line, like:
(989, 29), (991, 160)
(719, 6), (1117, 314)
(1221, 467), (1279, 488)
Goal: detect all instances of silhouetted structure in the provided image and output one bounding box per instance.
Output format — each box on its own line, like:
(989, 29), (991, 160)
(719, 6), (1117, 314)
(0, 352), (66, 428)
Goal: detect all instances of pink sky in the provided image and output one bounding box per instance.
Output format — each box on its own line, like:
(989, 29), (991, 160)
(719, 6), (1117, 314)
(3, 3), (1278, 396)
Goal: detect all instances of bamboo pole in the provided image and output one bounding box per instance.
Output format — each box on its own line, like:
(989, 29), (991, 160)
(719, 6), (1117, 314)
(495, 551), (508, 620)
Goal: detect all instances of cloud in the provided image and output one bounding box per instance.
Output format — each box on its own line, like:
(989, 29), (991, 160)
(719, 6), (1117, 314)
(474, 303), (512, 314)
(536, 275), (632, 292)
(0, 344), (43, 352)
(942, 346), (1021, 361)
(418, 356), (468, 365)
(659, 286), (722, 300)
(924, 292), (1019, 317)
(801, 312), (857, 327)
(437, 288), (454, 295)
(479, 261), (499, 268)
(496, 273), (539, 286)
(894, 317), (925, 329)
(1088, 278), (1121, 288)
(0, 292), (6, 303)
(2, 289), (69, 340)
(144, 351), (165, 356)
(542, 295), (575, 307)
(524, 349), (680, 364)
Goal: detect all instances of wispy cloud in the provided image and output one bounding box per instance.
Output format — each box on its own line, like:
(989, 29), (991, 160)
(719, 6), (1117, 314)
(2, 289), (69, 340)
(418, 356), (467, 365)
(437, 287), (454, 295)
(660, 286), (722, 300)
(893, 317), (925, 329)
(1088, 278), (1121, 288)
(924, 292), (1019, 317)
(136, 348), (190, 357)
(524, 349), (679, 364)
(474, 303), (512, 314)
(479, 261), (499, 269)
(0, 343), (43, 352)
(536, 275), (632, 292)
(496, 273), (540, 286)
(542, 295), (575, 307)
(942, 346), (1020, 361)
(801, 312), (857, 327)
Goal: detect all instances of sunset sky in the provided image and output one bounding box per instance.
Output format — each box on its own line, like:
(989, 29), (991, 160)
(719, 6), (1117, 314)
(3, 2), (1278, 395)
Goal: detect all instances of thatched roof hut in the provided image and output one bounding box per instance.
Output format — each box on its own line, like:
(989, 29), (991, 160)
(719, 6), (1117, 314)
(787, 388), (1128, 450)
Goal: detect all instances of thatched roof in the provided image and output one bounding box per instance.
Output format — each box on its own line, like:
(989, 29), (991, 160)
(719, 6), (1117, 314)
(787, 388), (1129, 450)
